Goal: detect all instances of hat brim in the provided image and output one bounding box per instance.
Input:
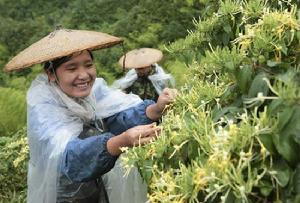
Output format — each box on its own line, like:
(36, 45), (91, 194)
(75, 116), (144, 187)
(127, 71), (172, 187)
(4, 29), (123, 72)
(118, 48), (163, 69)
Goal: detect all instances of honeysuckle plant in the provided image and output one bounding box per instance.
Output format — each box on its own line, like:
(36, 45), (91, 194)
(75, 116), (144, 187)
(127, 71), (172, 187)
(122, 1), (300, 202)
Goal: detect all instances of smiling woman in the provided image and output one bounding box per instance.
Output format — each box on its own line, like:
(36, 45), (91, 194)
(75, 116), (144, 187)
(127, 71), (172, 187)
(4, 28), (177, 203)
(45, 50), (96, 98)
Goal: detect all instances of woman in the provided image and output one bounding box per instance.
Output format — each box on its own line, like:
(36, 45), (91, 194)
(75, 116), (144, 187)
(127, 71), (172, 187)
(4, 29), (176, 203)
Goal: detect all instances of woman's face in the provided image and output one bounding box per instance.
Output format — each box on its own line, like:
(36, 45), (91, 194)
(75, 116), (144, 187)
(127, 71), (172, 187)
(48, 50), (96, 98)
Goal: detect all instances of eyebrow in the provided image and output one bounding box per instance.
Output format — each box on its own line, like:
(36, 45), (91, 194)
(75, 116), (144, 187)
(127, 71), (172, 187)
(64, 60), (93, 67)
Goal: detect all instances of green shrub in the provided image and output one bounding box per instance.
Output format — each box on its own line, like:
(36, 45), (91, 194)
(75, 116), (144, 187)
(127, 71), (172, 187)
(163, 59), (189, 87)
(123, 1), (300, 202)
(0, 87), (26, 137)
(0, 127), (28, 202)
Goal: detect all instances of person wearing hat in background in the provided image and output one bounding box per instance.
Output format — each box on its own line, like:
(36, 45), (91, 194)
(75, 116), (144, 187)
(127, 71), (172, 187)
(112, 48), (175, 101)
(4, 29), (177, 203)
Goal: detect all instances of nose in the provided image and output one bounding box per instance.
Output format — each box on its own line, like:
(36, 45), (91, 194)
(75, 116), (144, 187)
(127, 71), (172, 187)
(77, 67), (89, 80)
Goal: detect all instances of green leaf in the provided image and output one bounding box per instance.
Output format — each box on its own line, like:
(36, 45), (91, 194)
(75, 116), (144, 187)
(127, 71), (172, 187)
(258, 180), (273, 196)
(236, 65), (253, 94)
(277, 107), (294, 132)
(212, 106), (242, 122)
(223, 23), (232, 33)
(139, 159), (153, 183)
(293, 164), (300, 194)
(267, 60), (281, 67)
(258, 55), (266, 64)
(268, 99), (284, 115)
(272, 132), (299, 165)
(293, 195), (300, 203)
(224, 61), (235, 71)
(296, 30), (300, 41)
(273, 107), (300, 164)
(258, 133), (276, 154)
(222, 33), (230, 45)
(248, 72), (269, 98)
(281, 43), (288, 55)
(272, 159), (291, 187)
(293, 128), (300, 146)
(225, 191), (236, 203)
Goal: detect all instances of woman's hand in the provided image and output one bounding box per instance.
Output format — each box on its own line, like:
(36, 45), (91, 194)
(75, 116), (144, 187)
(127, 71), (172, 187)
(122, 123), (161, 147)
(156, 88), (178, 112)
(107, 123), (161, 155)
(146, 88), (178, 121)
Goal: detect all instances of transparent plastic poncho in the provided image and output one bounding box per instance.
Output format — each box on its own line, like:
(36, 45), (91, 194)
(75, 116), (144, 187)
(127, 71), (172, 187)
(27, 73), (147, 203)
(112, 64), (175, 94)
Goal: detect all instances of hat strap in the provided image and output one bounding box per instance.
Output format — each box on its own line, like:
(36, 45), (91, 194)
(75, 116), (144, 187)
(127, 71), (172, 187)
(48, 61), (60, 84)
(121, 43), (126, 73)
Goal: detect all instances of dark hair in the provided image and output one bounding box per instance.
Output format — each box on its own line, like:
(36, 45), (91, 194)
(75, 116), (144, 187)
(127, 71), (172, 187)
(44, 50), (94, 72)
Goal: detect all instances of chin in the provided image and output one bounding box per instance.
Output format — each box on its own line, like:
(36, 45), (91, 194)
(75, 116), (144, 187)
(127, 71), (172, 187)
(70, 89), (92, 98)
(76, 92), (91, 98)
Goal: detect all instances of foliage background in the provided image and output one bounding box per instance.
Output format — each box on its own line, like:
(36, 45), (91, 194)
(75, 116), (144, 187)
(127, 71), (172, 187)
(123, 0), (300, 202)
(1, 0), (300, 203)
(0, 0), (202, 202)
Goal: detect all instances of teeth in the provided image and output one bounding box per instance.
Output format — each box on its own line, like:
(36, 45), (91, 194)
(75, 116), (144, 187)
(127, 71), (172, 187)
(76, 83), (88, 89)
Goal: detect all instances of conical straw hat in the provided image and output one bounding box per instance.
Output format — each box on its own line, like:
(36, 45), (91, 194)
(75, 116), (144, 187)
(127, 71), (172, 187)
(118, 48), (163, 69)
(4, 28), (123, 72)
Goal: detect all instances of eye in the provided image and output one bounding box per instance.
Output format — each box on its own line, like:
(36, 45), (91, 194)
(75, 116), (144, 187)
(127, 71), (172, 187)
(85, 63), (94, 68)
(65, 65), (77, 71)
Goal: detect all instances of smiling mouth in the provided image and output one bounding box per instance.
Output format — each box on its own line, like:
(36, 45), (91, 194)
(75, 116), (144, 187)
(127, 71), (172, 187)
(74, 82), (90, 90)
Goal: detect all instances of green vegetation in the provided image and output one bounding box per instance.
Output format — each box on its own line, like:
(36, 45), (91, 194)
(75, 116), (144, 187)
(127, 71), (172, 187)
(123, 1), (300, 202)
(0, 0), (202, 82)
(0, 128), (28, 202)
(1, 0), (300, 202)
(0, 0), (202, 202)
(0, 87), (26, 136)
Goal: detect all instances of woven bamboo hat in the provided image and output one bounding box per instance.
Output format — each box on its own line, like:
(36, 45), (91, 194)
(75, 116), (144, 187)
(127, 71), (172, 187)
(118, 48), (163, 69)
(4, 28), (123, 72)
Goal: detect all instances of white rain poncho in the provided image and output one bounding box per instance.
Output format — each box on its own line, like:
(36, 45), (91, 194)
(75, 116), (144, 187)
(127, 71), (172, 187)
(112, 64), (175, 94)
(27, 73), (148, 203)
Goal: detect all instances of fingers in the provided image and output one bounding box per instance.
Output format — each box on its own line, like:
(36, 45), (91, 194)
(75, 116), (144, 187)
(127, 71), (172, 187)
(136, 129), (161, 145)
(167, 89), (178, 100)
(163, 88), (177, 95)
(129, 123), (159, 136)
(134, 122), (156, 130)
(162, 88), (178, 101)
(170, 89), (178, 98)
(131, 123), (161, 146)
(139, 125), (161, 138)
(139, 136), (156, 145)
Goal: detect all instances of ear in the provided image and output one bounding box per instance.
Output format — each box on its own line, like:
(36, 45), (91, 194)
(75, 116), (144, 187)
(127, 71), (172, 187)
(45, 69), (56, 82)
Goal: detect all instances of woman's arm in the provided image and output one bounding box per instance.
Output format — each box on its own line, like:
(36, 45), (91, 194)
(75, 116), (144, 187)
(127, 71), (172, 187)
(61, 133), (118, 182)
(104, 88), (177, 135)
(61, 124), (160, 182)
(104, 99), (155, 135)
(62, 88), (176, 182)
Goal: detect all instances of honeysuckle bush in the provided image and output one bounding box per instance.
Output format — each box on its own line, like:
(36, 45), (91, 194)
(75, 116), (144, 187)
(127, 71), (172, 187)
(122, 1), (300, 202)
(0, 127), (28, 202)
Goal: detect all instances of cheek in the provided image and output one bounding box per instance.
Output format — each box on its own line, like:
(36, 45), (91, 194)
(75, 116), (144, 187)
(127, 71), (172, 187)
(59, 77), (74, 90)
(56, 72), (75, 87)
(89, 68), (97, 79)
